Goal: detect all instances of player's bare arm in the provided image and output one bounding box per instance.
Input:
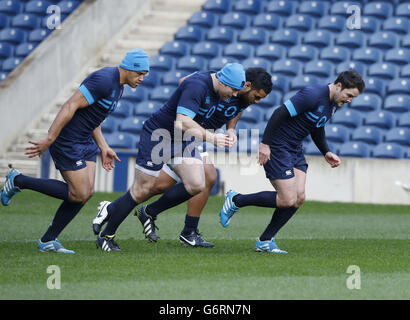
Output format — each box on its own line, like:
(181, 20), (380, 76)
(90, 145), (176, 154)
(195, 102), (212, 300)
(226, 113), (242, 149)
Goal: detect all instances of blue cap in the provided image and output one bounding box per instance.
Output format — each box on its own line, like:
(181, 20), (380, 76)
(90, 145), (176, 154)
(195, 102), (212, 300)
(119, 48), (149, 72)
(216, 63), (246, 90)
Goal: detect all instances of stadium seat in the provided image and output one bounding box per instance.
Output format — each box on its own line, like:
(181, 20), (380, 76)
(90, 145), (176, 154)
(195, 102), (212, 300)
(251, 13), (280, 30)
(206, 26), (235, 44)
(382, 17), (409, 35)
(402, 34), (410, 49)
(330, 1), (361, 16)
(0, 0), (21, 15)
(208, 56), (238, 70)
(15, 42), (36, 57)
(25, 1), (52, 15)
(28, 28), (50, 43)
(350, 93), (382, 112)
(188, 10), (217, 29)
(335, 30), (365, 49)
(366, 111), (396, 131)
(364, 78), (385, 97)
(255, 43), (285, 60)
(150, 85), (176, 103)
(385, 48), (410, 66)
(2, 56), (21, 72)
(298, 1), (329, 18)
(233, 0), (262, 15)
(317, 15), (345, 33)
(11, 13), (39, 30)
(110, 100), (132, 119)
(368, 32), (399, 50)
(174, 25), (203, 44)
(240, 106), (263, 124)
(336, 61), (366, 77)
(270, 28), (299, 47)
(0, 28), (26, 44)
(162, 70), (190, 86)
(176, 55), (207, 72)
(396, 2), (410, 18)
(191, 41), (221, 59)
(372, 143), (405, 159)
(223, 42), (253, 60)
(352, 47), (382, 65)
(202, 0), (230, 14)
(401, 64), (410, 78)
(121, 86), (147, 103)
(220, 12), (249, 30)
(385, 128), (410, 146)
(139, 70), (159, 88)
(258, 90), (282, 109)
(384, 94), (410, 113)
(339, 141), (371, 158)
(242, 57), (271, 71)
(368, 63), (398, 80)
(272, 58), (301, 76)
(133, 101), (162, 118)
(288, 45), (318, 62)
(0, 42), (13, 59)
(0, 71), (8, 82)
(105, 132), (137, 149)
(304, 141), (322, 156)
(0, 12), (9, 28)
(101, 117), (119, 134)
(303, 29), (333, 48)
(238, 27), (267, 45)
(119, 117), (145, 135)
(270, 75), (289, 93)
(304, 60), (333, 78)
(149, 55), (174, 72)
(159, 41), (189, 58)
(266, 1), (297, 16)
(364, 1), (393, 20)
(325, 124), (350, 144)
(359, 16), (381, 34)
(57, 1), (81, 15)
(386, 78), (410, 95)
(289, 75), (320, 91)
(284, 14), (314, 32)
(351, 126), (383, 145)
(331, 108), (363, 129)
(320, 46), (350, 63)
(397, 112), (410, 128)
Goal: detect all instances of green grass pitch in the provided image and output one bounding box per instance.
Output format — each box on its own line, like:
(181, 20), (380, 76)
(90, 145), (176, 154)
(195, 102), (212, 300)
(0, 190), (409, 300)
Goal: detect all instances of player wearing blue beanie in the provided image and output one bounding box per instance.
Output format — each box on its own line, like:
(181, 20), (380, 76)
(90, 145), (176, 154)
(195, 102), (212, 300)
(118, 48), (150, 88)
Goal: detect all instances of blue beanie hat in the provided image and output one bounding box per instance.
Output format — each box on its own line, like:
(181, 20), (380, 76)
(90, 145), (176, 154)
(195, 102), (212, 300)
(119, 48), (150, 72)
(217, 63), (246, 90)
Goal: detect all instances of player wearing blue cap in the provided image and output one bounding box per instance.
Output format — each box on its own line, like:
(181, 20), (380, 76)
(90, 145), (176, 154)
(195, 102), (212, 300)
(1, 49), (149, 253)
(95, 63), (246, 252)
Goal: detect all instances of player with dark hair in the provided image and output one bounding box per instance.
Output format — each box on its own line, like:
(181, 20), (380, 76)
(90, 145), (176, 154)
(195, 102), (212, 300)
(219, 69), (365, 254)
(92, 68), (273, 247)
(0, 49), (150, 253)
(94, 63), (247, 252)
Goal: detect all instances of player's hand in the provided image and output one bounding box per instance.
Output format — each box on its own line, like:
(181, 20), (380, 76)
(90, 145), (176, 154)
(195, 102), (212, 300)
(212, 132), (231, 148)
(324, 151), (341, 168)
(226, 129), (237, 149)
(100, 147), (120, 172)
(25, 138), (53, 158)
(258, 143), (270, 165)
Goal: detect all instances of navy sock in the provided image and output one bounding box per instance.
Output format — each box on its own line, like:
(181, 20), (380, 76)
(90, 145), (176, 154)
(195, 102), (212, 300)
(41, 200), (84, 242)
(14, 175), (68, 200)
(182, 215), (200, 234)
(259, 206), (299, 241)
(233, 191), (277, 208)
(146, 183), (193, 218)
(101, 190), (138, 236)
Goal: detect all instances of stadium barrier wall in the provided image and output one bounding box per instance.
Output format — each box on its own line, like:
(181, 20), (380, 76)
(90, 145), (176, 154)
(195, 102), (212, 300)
(0, 0), (151, 156)
(41, 150), (410, 205)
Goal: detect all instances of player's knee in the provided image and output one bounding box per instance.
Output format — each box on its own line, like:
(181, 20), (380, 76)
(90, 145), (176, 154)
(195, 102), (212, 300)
(151, 182), (168, 195)
(277, 195), (297, 208)
(69, 189), (93, 204)
(205, 168), (218, 190)
(184, 179), (206, 195)
(296, 193), (305, 207)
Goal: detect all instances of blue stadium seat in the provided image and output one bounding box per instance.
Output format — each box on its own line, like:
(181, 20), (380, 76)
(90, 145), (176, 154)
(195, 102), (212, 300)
(121, 86), (147, 103)
(290, 75), (319, 91)
(233, 0), (262, 15)
(372, 143), (404, 159)
(105, 132), (137, 149)
(25, 1), (51, 15)
(335, 30), (365, 49)
(384, 94), (410, 113)
(240, 106), (263, 123)
(150, 85), (175, 103)
(284, 14), (314, 32)
(11, 13), (39, 30)
(320, 46), (350, 63)
(176, 55), (206, 72)
(159, 41), (189, 58)
(396, 2), (410, 18)
(0, 28), (26, 44)
(330, 1), (361, 16)
(57, 1), (81, 15)
(266, 1), (297, 16)
(288, 44), (318, 62)
(364, 77), (385, 97)
(202, 0), (230, 14)
(133, 101), (162, 118)
(188, 10), (217, 29)
(0, 71), (8, 82)
(304, 60), (334, 78)
(382, 17), (409, 35)
(223, 42), (253, 60)
(0, 42), (13, 59)
(270, 74), (289, 93)
(101, 117), (119, 134)
(28, 28), (50, 42)
(317, 15), (345, 33)
(162, 70), (190, 86)
(0, 0), (21, 15)
(303, 29), (333, 48)
(397, 112), (410, 128)
(174, 25), (203, 44)
(360, 16), (381, 34)
(270, 28), (299, 47)
(110, 100), (132, 119)
(401, 64), (410, 78)
(351, 126), (383, 145)
(149, 55), (174, 72)
(2, 56), (21, 71)
(252, 13), (280, 30)
(272, 58), (301, 76)
(364, 110), (395, 130)
(119, 117), (145, 135)
(298, 1), (329, 18)
(384, 128), (410, 146)
(368, 62), (398, 80)
(242, 57), (270, 71)
(238, 27), (267, 45)
(325, 124), (350, 143)
(339, 141), (371, 158)
(206, 26), (235, 44)
(331, 108), (363, 128)
(385, 48), (410, 66)
(191, 41), (221, 59)
(255, 43), (284, 60)
(220, 12), (249, 30)
(304, 141), (322, 156)
(258, 90), (282, 109)
(368, 31), (399, 50)
(139, 69), (159, 88)
(352, 47), (382, 65)
(0, 12), (9, 28)
(350, 93), (382, 112)
(364, 1), (393, 20)
(386, 78), (410, 95)
(402, 34), (410, 49)
(336, 61), (366, 77)
(282, 90), (298, 104)
(208, 56), (238, 70)
(15, 42), (36, 57)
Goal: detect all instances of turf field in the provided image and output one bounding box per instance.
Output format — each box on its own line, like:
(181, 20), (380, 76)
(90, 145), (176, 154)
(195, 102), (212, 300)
(0, 190), (409, 300)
